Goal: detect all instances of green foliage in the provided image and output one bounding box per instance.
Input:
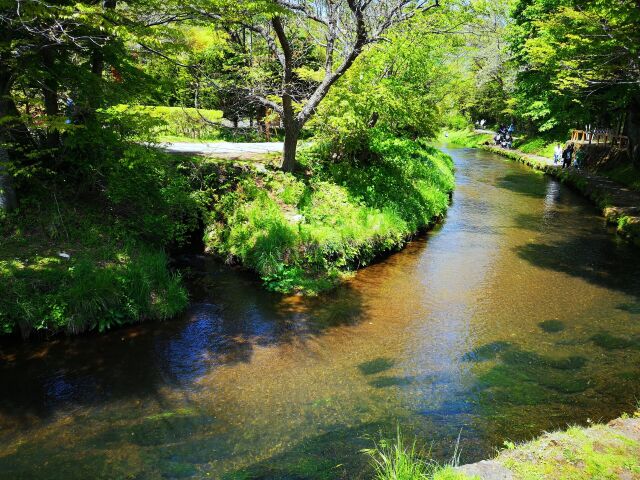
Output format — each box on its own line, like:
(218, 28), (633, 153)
(204, 130), (454, 294)
(0, 125), (201, 336)
(123, 105), (224, 140)
(312, 18), (465, 152)
(509, 0), (640, 133)
(362, 428), (474, 480)
(102, 145), (203, 247)
(0, 209), (188, 336)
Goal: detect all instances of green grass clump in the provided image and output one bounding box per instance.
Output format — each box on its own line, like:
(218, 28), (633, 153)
(438, 129), (493, 148)
(363, 428), (475, 480)
(498, 423), (640, 479)
(0, 146), (197, 337)
(0, 205), (188, 337)
(204, 130), (455, 294)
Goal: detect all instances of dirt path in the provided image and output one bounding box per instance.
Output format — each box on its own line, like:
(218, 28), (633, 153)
(160, 141), (283, 160)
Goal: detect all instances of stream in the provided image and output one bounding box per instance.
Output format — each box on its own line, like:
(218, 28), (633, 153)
(1, 147), (640, 479)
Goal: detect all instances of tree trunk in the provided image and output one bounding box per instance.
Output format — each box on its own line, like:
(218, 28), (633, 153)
(624, 95), (640, 165)
(41, 48), (60, 148)
(281, 123), (300, 173)
(0, 143), (17, 212)
(0, 59), (31, 211)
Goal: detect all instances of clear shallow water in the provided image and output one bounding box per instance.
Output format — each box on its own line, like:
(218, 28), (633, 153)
(2, 147), (640, 479)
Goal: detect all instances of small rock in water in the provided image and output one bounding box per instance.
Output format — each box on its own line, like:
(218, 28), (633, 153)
(58, 252), (71, 260)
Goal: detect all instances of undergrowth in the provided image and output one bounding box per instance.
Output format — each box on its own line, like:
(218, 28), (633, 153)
(363, 428), (475, 480)
(600, 162), (640, 192)
(0, 142), (198, 337)
(203, 129), (455, 294)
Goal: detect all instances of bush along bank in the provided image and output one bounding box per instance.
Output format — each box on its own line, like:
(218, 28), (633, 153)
(1, 127), (453, 336)
(202, 130), (455, 294)
(482, 145), (640, 246)
(0, 131), (202, 338)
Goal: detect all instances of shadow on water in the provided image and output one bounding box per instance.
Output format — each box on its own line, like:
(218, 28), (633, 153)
(219, 422), (386, 480)
(539, 320), (565, 333)
(357, 357), (395, 375)
(464, 342), (591, 412)
(0, 413), (389, 479)
(515, 235), (640, 298)
(495, 172), (547, 198)
(0, 259), (367, 423)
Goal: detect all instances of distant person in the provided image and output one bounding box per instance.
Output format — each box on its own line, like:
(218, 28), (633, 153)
(554, 144), (562, 165)
(562, 143), (574, 168)
(480, 119), (486, 128)
(507, 123), (515, 134)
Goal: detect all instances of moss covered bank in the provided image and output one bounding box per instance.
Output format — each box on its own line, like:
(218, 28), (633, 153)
(456, 416), (640, 479)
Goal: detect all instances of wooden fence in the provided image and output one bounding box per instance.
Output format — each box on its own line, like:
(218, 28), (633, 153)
(571, 129), (629, 150)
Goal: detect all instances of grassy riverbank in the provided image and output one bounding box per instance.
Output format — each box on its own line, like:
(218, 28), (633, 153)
(371, 415), (640, 479)
(204, 130), (455, 294)
(1, 129), (454, 336)
(0, 144), (200, 338)
(437, 129), (493, 148)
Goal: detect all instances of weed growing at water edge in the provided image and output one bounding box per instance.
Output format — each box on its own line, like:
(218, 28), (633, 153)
(363, 428), (476, 480)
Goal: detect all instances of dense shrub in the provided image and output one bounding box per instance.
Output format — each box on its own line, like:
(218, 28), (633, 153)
(0, 114), (200, 337)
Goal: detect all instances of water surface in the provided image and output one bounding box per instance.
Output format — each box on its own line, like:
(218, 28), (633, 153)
(2, 147), (640, 479)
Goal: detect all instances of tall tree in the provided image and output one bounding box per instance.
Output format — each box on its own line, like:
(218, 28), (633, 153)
(510, 0), (640, 157)
(194, 0), (441, 171)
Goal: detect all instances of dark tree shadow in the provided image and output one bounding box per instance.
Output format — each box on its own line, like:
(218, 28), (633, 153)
(514, 236), (640, 298)
(0, 259), (367, 423)
(539, 320), (565, 333)
(368, 376), (415, 388)
(495, 173), (547, 198)
(357, 357), (395, 375)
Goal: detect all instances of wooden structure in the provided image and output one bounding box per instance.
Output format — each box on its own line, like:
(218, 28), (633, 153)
(571, 129), (629, 150)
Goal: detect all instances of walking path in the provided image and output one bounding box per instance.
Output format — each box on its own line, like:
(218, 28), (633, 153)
(160, 141), (283, 160)
(483, 145), (640, 246)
